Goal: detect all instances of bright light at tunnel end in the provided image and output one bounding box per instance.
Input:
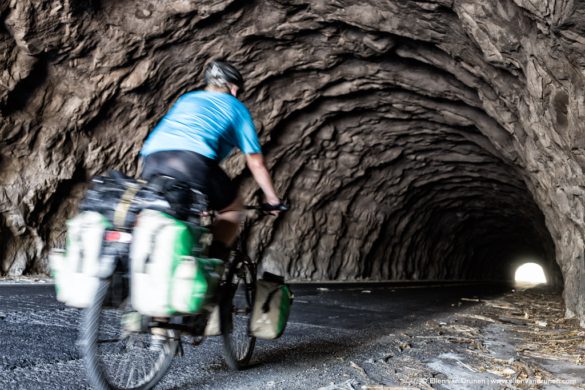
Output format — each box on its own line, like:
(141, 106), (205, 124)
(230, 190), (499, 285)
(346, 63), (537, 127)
(515, 262), (547, 285)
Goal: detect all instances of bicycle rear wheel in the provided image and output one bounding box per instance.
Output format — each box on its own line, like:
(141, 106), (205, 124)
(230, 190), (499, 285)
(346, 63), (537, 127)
(220, 254), (257, 370)
(80, 279), (178, 390)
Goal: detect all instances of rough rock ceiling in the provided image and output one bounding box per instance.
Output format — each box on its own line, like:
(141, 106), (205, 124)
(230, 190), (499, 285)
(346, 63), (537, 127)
(1, 0), (584, 323)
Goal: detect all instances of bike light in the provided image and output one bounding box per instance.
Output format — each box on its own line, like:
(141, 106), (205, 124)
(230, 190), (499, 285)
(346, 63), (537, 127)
(105, 231), (120, 241)
(105, 231), (133, 243)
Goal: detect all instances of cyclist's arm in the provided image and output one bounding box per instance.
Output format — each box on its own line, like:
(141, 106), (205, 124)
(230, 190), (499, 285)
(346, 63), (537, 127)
(232, 102), (280, 205)
(245, 153), (280, 205)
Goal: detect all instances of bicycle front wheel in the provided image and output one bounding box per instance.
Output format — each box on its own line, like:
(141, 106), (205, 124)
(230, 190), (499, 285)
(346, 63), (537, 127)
(79, 279), (178, 390)
(220, 255), (257, 370)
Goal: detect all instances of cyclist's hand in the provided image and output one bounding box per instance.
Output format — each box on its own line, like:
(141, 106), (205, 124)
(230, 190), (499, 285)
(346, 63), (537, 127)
(261, 202), (289, 216)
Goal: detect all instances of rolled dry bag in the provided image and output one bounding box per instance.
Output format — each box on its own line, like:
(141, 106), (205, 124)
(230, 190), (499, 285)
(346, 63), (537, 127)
(250, 272), (294, 339)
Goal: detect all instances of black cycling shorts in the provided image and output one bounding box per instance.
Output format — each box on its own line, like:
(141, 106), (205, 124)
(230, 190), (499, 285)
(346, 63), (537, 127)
(141, 150), (238, 211)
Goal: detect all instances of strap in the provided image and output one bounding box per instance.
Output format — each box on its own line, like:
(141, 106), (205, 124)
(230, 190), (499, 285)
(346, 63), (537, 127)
(75, 228), (84, 273)
(261, 286), (282, 313)
(113, 183), (142, 228)
(139, 219), (172, 273)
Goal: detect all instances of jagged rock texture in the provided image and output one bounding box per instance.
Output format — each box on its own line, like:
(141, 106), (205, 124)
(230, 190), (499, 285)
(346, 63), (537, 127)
(1, 0), (585, 323)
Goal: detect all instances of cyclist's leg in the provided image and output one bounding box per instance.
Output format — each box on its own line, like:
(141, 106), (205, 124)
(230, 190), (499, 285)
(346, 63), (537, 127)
(212, 195), (242, 245)
(207, 164), (242, 261)
(141, 151), (213, 339)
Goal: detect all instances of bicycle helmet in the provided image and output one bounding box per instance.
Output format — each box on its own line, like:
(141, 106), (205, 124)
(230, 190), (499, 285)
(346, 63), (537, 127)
(204, 60), (244, 92)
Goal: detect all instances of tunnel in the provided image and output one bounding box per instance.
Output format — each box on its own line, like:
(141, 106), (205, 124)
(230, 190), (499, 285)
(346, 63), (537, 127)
(0, 0), (584, 324)
(244, 88), (559, 284)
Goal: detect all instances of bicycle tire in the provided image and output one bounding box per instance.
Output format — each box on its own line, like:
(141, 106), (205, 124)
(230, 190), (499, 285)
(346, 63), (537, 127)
(79, 278), (178, 390)
(220, 253), (257, 370)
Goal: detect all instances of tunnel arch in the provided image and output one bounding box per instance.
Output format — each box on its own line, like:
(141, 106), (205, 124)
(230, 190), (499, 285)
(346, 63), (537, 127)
(0, 0), (583, 321)
(239, 59), (560, 285)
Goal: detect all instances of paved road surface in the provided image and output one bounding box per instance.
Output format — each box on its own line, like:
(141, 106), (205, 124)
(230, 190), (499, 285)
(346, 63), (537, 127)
(0, 282), (511, 389)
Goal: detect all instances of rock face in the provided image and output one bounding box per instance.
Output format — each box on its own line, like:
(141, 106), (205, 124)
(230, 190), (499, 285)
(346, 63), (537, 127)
(1, 0), (585, 322)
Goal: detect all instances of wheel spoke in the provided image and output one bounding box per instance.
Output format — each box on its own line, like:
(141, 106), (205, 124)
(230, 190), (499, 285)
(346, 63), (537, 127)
(96, 338), (121, 344)
(222, 257), (256, 369)
(80, 279), (178, 389)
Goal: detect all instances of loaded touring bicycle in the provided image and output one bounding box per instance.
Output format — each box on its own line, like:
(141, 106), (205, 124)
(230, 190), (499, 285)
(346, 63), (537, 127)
(50, 171), (293, 390)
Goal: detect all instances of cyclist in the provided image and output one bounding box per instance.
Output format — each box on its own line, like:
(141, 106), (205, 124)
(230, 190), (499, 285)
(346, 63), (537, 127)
(140, 60), (283, 262)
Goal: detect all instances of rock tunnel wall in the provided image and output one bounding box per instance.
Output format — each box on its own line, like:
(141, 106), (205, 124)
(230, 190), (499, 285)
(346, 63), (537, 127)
(1, 0), (584, 323)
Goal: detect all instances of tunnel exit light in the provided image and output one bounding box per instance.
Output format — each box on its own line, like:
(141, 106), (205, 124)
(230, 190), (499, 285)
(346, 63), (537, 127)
(515, 262), (547, 284)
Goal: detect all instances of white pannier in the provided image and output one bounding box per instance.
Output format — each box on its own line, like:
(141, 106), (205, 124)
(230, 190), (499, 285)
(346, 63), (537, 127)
(50, 211), (113, 308)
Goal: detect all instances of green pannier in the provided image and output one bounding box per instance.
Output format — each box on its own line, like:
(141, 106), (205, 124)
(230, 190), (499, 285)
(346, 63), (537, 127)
(250, 272), (294, 339)
(171, 256), (224, 314)
(130, 209), (223, 316)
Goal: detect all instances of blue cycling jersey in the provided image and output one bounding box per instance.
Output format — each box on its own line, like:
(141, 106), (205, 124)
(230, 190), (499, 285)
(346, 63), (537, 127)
(141, 90), (262, 161)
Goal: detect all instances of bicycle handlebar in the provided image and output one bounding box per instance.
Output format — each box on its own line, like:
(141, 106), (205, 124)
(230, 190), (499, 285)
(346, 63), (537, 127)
(244, 203), (289, 213)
